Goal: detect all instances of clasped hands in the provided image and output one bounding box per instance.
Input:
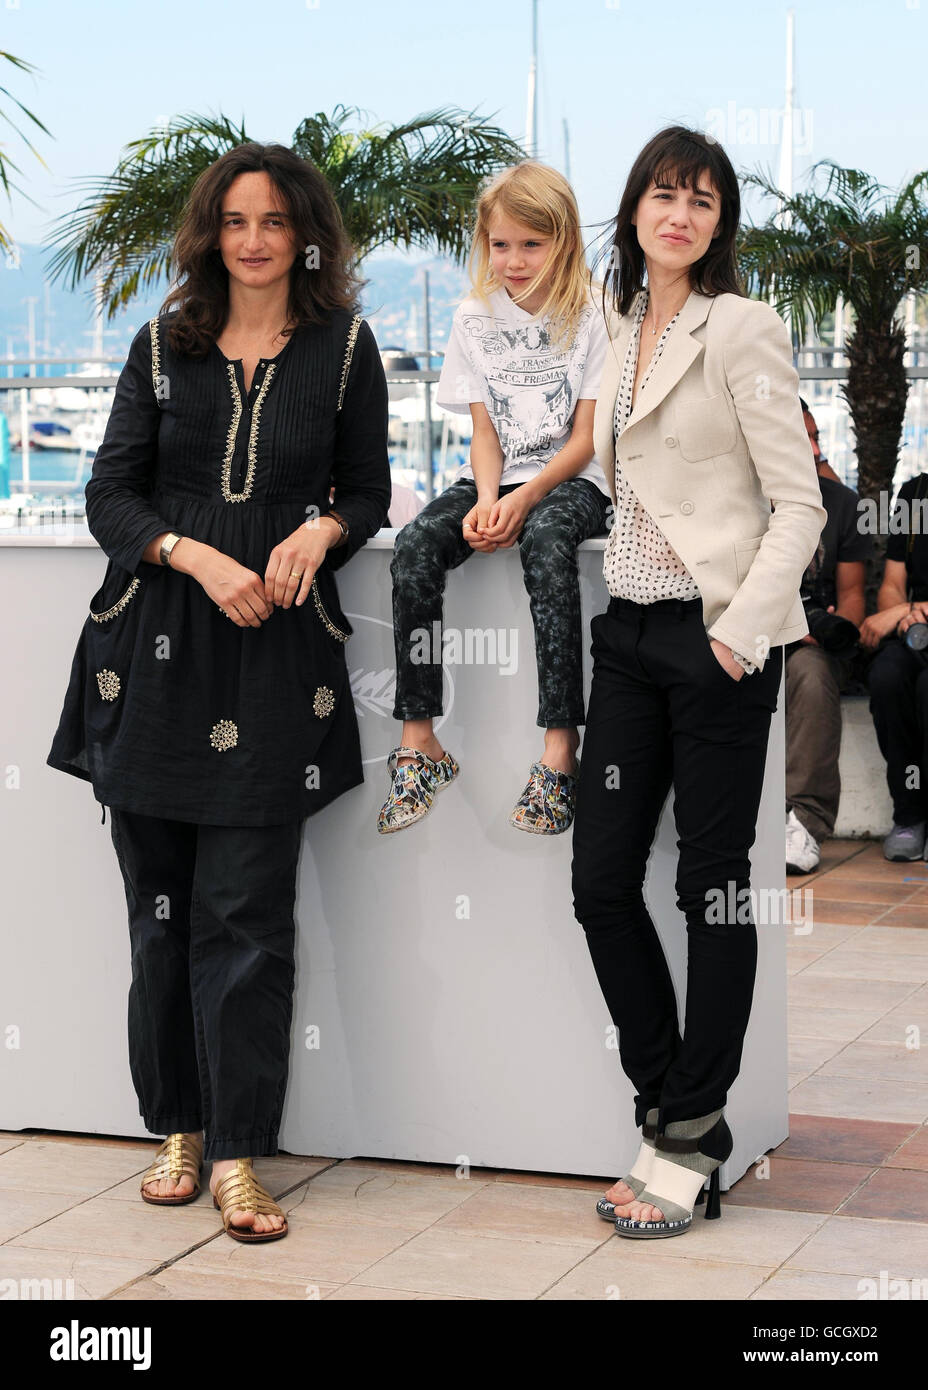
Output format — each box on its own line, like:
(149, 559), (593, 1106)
(859, 601), (928, 650)
(462, 486), (746, 681)
(462, 487), (536, 553)
(199, 517), (343, 628)
(898, 602), (928, 636)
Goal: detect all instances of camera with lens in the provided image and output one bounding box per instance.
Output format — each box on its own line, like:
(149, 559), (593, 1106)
(801, 595), (861, 657)
(903, 621), (928, 657)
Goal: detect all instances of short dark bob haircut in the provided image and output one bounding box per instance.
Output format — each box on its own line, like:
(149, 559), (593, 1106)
(160, 141), (365, 357)
(598, 125), (744, 320)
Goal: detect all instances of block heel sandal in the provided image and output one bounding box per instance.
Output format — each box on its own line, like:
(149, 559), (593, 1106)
(614, 1111), (732, 1239)
(595, 1110), (659, 1221)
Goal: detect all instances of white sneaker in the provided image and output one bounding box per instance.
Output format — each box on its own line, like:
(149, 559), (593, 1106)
(786, 809), (820, 874)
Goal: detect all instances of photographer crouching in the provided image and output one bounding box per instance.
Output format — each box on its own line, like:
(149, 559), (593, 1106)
(785, 400), (871, 874)
(861, 470), (928, 860)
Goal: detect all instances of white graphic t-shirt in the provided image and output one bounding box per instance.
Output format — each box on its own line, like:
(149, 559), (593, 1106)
(435, 285), (611, 496)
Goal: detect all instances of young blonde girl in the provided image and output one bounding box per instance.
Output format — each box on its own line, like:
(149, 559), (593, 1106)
(378, 161), (612, 835)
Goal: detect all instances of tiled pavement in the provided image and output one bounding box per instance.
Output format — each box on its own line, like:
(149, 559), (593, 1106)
(1, 838), (926, 1301)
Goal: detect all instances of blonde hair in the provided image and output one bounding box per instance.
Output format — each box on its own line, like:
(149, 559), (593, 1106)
(466, 161), (600, 354)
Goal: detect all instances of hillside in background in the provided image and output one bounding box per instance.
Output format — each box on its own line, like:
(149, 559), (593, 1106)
(0, 245), (471, 364)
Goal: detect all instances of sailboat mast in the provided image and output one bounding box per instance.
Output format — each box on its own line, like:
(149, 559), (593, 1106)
(776, 8), (796, 343)
(526, 0), (538, 158)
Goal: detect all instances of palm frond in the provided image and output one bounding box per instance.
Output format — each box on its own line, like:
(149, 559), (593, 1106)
(44, 103), (526, 313)
(292, 104), (523, 259)
(738, 159), (928, 335)
(0, 50), (53, 251)
(42, 112), (248, 315)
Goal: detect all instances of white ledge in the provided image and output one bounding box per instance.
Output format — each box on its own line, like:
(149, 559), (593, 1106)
(0, 526), (610, 552)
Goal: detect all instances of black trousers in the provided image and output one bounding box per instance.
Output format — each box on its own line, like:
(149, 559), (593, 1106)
(867, 638), (928, 825)
(108, 808), (304, 1161)
(390, 477), (611, 728)
(571, 596), (783, 1133)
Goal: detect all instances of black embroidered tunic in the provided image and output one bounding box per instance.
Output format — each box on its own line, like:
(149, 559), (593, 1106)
(47, 308), (391, 825)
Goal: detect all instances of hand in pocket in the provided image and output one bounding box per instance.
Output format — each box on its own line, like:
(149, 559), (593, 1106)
(709, 637), (745, 681)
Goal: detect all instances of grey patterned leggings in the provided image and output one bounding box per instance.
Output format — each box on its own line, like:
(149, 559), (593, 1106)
(390, 477), (611, 728)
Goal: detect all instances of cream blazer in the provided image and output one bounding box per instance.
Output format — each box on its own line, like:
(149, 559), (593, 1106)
(593, 288), (828, 671)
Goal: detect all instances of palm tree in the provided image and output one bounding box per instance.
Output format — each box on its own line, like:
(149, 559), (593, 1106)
(42, 105), (525, 317)
(737, 161), (928, 601)
(0, 51), (52, 254)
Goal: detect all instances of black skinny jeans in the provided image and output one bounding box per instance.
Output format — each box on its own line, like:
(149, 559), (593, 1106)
(390, 477), (611, 728)
(571, 596), (783, 1133)
(108, 808), (304, 1161)
(867, 638), (928, 825)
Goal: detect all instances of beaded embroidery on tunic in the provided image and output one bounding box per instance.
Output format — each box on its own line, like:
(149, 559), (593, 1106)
(312, 686), (335, 719)
(96, 669), (121, 702)
(209, 719), (238, 752)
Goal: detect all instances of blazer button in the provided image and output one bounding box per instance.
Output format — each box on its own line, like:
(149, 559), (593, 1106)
(680, 500), (695, 515)
(665, 436), (677, 448)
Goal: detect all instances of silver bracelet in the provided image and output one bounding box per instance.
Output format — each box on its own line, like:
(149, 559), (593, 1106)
(159, 532), (183, 566)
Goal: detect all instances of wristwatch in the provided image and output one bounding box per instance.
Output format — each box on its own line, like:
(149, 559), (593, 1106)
(325, 510), (349, 547)
(159, 532), (184, 567)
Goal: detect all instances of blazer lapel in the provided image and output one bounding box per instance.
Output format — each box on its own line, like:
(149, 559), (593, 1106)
(592, 295), (636, 493)
(621, 290), (713, 434)
(596, 316), (630, 419)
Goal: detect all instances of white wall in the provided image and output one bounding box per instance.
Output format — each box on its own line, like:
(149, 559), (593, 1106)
(0, 534), (789, 1185)
(834, 698), (894, 839)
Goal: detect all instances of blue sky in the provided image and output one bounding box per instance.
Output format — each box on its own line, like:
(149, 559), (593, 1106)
(3, 0), (924, 261)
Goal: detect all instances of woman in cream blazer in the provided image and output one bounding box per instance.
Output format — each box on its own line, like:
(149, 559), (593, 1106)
(592, 286), (826, 664)
(571, 125), (826, 1243)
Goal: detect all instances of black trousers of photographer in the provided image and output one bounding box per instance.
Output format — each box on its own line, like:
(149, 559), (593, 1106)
(108, 807), (304, 1160)
(868, 638), (928, 825)
(571, 596), (783, 1133)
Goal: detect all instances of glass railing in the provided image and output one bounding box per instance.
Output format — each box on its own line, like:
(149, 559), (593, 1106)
(793, 346), (928, 492)
(0, 359), (471, 535)
(2, 352), (927, 537)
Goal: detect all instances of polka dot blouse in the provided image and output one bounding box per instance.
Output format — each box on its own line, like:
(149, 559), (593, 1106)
(603, 289), (757, 673)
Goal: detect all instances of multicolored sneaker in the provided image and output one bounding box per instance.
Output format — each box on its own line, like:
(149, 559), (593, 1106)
(509, 759), (579, 835)
(377, 746), (460, 834)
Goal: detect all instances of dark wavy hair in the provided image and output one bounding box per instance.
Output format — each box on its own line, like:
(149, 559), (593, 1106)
(597, 125), (744, 320)
(160, 141), (365, 356)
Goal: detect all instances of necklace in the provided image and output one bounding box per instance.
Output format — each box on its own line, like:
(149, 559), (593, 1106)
(646, 291), (688, 337)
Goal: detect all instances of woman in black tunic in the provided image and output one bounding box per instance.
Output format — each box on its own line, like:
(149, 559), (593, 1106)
(46, 142), (391, 1241)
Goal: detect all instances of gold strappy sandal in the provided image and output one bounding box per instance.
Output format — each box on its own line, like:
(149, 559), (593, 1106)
(212, 1158), (289, 1242)
(139, 1132), (203, 1206)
